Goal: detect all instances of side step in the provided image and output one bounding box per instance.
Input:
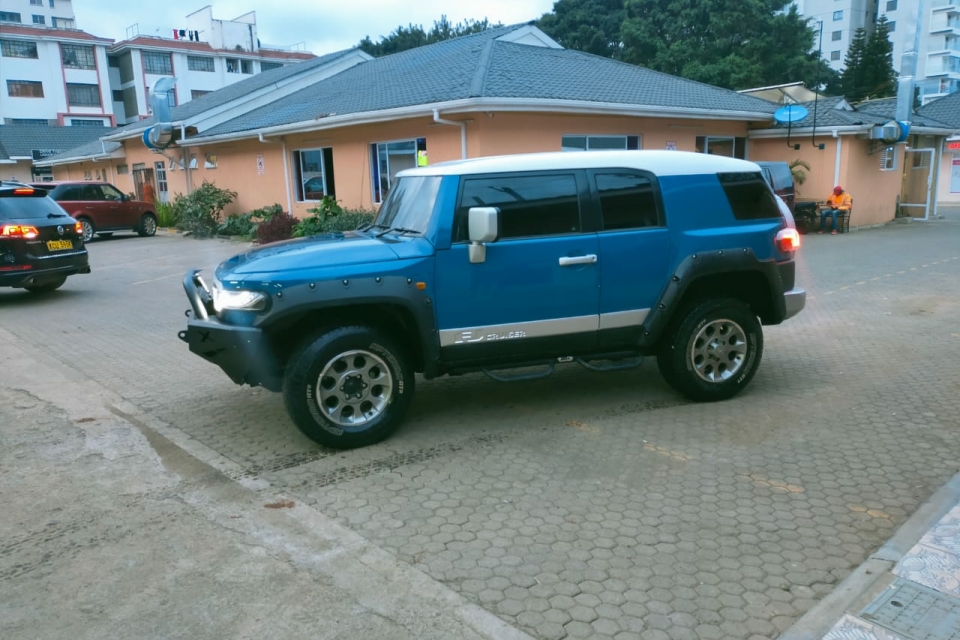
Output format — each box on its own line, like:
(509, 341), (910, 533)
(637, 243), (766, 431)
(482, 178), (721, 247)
(483, 362), (555, 382)
(481, 353), (644, 382)
(576, 356), (644, 372)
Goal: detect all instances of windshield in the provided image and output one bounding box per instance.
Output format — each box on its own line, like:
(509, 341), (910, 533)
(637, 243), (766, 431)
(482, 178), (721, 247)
(0, 194), (67, 220)
(373, 176), (442, 234)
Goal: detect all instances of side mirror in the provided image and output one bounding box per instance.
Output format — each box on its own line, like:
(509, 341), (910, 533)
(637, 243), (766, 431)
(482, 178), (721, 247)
(467, 207), (498, 264)
(121, 194), (129, 201)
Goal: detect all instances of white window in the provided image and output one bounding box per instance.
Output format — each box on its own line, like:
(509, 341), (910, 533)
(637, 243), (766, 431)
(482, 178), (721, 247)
(155, 161), (168, 202)
(66, 83), (100, 107)
(30, 0), (43, 6)
(561, 135), (641, 151)
(833, 10), (843, 20)
(831, 50), (841, 61)
(142, 51), (172, 75)
(886, 0), (897, 11)
(32, 14), (44, 25)
(880, 146), (897, 171)
(1, 40), (38, 58)
(226, 58), (240, 73)
(187, 56), (214, 72)
(204, 154), (217, 169)
(696, 136), (747, 159)
(832, 30), (842, 41)
(370, 139), (426, 204)
(293, 148), (335, 201)
(261, 61), (282, 72)
(61, 44), (96, 70)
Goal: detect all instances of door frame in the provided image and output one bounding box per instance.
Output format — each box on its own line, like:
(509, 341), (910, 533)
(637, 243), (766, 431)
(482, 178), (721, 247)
(900, 147), (938, 221)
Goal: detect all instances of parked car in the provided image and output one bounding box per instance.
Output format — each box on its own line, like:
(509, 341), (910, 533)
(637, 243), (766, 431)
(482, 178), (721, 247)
(0, 181), (90, 293)
(30, 181), (158, 243)
(179, 151), (805, 449)
(756, 161), (796, 213)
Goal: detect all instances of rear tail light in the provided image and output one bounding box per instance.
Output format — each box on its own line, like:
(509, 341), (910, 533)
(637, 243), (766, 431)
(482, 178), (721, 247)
(0, 224), (40, 239)
(776, 228), (800, 253)
(12, 188), (35, 195)
(75, 221), (83, 235)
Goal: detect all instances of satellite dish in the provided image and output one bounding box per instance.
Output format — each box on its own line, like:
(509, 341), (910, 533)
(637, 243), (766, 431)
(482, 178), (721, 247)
(773, 104), (809, 124)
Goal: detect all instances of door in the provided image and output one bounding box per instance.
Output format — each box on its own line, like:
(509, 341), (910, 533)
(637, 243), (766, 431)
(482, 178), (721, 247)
(100, 183), (137, 227)
(77, 183), (112, 229)
(900, 148), (936, 220)
(586, 170), (672, 347)
(433, 171), (600, 362)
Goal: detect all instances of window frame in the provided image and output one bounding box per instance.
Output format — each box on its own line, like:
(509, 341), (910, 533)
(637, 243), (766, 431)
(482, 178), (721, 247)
(585, 168), (666, 232)
(696, 136), (747, 159)
(880, 146), (898, 171)
(716, 171), (782, 221)
(191, 89), (211, 99)
(65, 82), (101, 107)
(261, 61), (283, 72)
(831, 50), (842, 61)
(142, 51), (173, 75)
(187, 55), (215, 72)
(833, 10), (843, 20)
(293, 147), (335, 201)
(886, 0), (898, 11)
(0, 12), (22, 23)
(7, 79), (44, 98)
(31, 14), (45, 25)
(831, 30), (842, 41)
(61, 44), (96, 70)
(370, 138), (426, 204)
(561, 134), (642, 152)
(1, 39), (38, 59)
(452, 170), (589, 244)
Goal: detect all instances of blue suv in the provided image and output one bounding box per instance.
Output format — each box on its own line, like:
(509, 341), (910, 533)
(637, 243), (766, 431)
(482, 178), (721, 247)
(180, 151), (805, 449)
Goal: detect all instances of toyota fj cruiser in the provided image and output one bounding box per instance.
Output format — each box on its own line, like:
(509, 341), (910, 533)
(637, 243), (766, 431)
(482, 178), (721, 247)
(180, 150), (805, 449)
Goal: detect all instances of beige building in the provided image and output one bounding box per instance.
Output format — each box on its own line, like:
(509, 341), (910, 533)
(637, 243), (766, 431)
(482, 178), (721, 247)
(36, 24), (960, 226)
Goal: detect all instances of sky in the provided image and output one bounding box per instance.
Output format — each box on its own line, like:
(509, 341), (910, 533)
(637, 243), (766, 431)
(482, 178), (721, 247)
(71, 0), (557, 55)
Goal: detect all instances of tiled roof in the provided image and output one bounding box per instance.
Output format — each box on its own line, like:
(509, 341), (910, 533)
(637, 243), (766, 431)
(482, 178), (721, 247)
(199, 29), (776, 138)
(917, 91), (960, 129)
(34, 139), (123, 165)
(108, 47), (359, 136)
(0, 124), (111, 159)
(0, 24), (113, 43)
(110, 36), (314, 60)
(765, 95), (958, 130)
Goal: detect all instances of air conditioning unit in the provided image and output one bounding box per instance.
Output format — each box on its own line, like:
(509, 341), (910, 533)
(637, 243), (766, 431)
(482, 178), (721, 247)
(869, 120), (909, 144)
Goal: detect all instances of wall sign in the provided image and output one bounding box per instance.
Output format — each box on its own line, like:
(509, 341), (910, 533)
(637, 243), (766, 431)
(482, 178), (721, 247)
(256, 154), (265, 175)
(950, 156), (960, 194)
(665, 141), (677, 151)
(947, 140), (960, 151)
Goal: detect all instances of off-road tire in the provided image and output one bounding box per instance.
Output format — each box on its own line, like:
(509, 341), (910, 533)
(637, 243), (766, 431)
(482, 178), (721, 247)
(282, 325), (415, 449)
(657, 297), (763, 402)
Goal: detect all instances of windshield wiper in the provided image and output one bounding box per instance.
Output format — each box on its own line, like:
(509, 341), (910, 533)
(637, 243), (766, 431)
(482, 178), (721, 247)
(376, 226), (422, 238)
(47, 212), (70, 218)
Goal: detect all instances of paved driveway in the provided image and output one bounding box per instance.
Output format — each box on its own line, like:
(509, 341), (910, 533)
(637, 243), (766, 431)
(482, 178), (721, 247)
(2, 220), (959, 640)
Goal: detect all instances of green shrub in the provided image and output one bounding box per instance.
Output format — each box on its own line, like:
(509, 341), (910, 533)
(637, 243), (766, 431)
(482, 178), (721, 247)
(171, 181), (237, 237)
(292, 196), (377, 237)
(155, 201), (177, 228)
(218, 204), (284, 240)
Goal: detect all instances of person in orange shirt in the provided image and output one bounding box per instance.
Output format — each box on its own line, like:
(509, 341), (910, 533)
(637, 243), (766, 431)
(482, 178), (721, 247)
(142, 181), (156, 204)
(819, 185), (851, 235)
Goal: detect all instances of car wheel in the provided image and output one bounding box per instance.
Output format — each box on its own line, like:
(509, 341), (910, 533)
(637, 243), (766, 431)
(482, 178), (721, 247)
(78, 218), (94, 243)
(25, 276), (67, 294)
(657, 297), (763, 402)
(138, 213), (157, 237)
(282, 326), (415, 449)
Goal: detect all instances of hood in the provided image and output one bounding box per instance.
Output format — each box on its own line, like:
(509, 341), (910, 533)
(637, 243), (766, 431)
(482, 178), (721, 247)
(217, 231), (403, 277)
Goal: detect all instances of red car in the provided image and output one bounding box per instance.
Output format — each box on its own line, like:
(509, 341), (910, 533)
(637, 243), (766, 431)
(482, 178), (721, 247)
(30, 181), (157, 243)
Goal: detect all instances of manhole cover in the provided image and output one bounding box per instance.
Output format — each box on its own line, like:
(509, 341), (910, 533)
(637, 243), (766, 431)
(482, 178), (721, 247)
(861, 579), (960, 640)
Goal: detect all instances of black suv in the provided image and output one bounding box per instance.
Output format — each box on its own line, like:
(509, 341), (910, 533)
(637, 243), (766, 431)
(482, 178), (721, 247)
(0, 182), (90, 293)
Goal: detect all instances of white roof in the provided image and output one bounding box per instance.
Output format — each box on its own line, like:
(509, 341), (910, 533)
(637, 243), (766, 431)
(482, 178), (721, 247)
(397, 150), (761, 179)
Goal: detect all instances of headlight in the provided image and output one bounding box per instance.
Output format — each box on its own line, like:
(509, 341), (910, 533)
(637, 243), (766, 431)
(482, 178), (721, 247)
(212, 280), (268, 313)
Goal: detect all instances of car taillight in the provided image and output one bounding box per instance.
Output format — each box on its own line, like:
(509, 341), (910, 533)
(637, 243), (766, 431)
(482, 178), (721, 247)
(13, 188), (35, 195)
(75, 221), (83, 235)
(0, 224), (40, 239)
(776, 228), (800, 253)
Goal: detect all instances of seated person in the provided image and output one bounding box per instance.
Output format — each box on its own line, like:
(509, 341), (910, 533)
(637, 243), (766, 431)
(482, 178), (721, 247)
(819, 186), (851, 235)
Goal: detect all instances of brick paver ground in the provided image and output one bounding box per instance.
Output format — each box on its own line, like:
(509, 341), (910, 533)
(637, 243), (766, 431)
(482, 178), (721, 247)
(2, 218), (958, 640)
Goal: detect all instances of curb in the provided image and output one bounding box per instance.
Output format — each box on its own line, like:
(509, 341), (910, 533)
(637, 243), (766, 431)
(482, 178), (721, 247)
(779, 469), (960, 640)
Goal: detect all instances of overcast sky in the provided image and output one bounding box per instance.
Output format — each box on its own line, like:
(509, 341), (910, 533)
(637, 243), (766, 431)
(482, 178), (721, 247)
(71, 1), (557, 55)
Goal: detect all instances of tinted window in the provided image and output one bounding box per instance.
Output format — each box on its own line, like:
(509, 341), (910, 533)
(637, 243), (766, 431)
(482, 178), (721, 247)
(718, 172), (781, 220)
(372, 176), (442, 234)
(0, 194), (64, 220)
(56, 186), (81, 200)
(455, 174), (580, 241)
(595, 173), (661, 230)
(101, 184), (124, 200)
(79, 184), (103, 200)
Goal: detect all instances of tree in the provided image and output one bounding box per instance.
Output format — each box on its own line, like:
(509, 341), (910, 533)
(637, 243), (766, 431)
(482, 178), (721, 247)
(617, 0), (838, 92)
(358, 16), (500, 57)
(841, 27), (868, 101)
(862, 16), (896, 99)
(537, 0), (627, 60)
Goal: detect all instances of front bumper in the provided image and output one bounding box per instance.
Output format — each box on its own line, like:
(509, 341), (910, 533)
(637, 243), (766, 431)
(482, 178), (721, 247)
(783, 287), (806, 320)
(178, 270), (279, 390)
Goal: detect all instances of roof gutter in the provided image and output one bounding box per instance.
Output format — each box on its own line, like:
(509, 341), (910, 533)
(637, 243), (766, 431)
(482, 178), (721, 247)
(101, 122), (186, 142)
(433, 109), (466, 159)
(751, 125), (956, 138)
(33, 149), (124, 168)
(186, 98), (776, 146)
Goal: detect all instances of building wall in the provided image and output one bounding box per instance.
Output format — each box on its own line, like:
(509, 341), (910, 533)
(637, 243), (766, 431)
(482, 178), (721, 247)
(0, 159), (34, 182)
(0, 0), (76, 28)
(750, 135), (905, 227)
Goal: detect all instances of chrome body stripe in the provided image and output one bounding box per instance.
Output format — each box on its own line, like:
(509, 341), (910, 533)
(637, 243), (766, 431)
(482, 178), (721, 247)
(598, 309), (650, 330)
(439, 309), (651, 347)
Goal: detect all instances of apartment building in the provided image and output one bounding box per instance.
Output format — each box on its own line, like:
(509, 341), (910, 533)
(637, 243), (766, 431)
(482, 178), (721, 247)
(0, 4), (315, 128)
(0, 0), (75, 29)
(793, 0), (960, 100)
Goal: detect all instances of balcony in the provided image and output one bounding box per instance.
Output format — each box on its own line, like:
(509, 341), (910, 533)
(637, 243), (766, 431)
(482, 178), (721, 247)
(931, 0), (959, 12)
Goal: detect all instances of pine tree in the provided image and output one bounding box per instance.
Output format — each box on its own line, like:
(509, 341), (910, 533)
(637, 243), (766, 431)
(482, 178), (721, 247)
(842, 27), (868, 102)
(862, 16), (897, 99)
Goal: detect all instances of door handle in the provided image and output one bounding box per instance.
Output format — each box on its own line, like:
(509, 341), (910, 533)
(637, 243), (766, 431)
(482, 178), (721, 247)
(559, 254), (598, 266)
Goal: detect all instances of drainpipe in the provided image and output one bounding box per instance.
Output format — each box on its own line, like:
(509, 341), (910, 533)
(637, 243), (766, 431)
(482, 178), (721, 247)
(832, 130), (842, 186)
(181, 124), (194, 194)
(433, 109), (466, 159)
(259, 132), (293, 214)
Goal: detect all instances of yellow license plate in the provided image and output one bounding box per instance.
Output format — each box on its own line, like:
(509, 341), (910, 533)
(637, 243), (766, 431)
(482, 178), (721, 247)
(46, 240), (73, 251)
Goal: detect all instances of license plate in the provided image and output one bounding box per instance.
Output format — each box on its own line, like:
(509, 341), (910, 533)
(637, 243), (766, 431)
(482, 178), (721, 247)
(46, 240), (73, 251)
